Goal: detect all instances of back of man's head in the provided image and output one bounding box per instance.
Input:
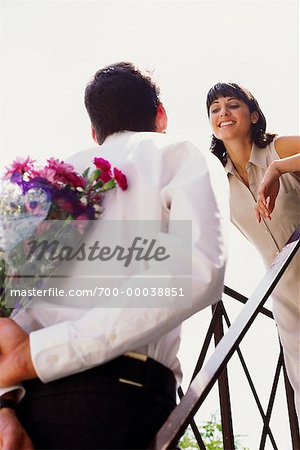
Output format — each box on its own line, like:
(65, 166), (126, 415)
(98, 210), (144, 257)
(84, 62), (160, 144)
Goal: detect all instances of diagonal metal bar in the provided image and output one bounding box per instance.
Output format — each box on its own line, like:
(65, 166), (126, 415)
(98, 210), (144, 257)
(177, 303), (226, 450)
(184, 302), (238, 449)
(177, 387), (206, 450)
(188, 300), (277, 448)
(190, 301), (223, 382)
(180, 300), (278, 450)
(179, 302), (228, 449)
(221, 305), (278, 448)
(177, 302), (222, 449)
(150, 225), (300, 449)
(259, 351), (283, 450)
(224, 285), (273, 319)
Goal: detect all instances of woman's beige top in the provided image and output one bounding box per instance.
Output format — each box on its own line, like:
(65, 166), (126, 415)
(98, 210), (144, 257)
(225, 138), (300, 267)
(225, 138), (300, 406)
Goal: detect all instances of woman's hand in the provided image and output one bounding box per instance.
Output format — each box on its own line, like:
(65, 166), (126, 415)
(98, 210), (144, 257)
(0, 408), (34, 450)
(256, 152), (300, 223)
(256, 163), (281, 223)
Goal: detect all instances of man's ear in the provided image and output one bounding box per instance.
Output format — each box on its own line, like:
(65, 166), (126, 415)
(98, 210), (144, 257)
(91, 126), (98, 143)
(155, 103), (168, 133)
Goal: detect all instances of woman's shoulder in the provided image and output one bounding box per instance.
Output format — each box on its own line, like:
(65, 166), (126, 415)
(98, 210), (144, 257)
(273, 136), (300, 158)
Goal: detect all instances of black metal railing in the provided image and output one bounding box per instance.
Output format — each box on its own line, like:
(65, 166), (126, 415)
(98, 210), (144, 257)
(150, 224), (300, 450)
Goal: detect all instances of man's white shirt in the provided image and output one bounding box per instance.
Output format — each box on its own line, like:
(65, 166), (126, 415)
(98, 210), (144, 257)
(0, 131), (229, 399)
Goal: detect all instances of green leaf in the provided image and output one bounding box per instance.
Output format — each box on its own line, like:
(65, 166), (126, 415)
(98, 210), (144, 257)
(90, 169), (101, 182)
(82, 167), (90, 178)
(101, 179), (116, 191)
(93, 180), (104, 189)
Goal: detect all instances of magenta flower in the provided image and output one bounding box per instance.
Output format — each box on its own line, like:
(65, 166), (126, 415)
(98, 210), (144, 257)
(93, 157), (111, 173)
(113, 167), (128, 191)
(63, 171), (87, 188)
(4, 156), (36, 179)
(99, 171), (113, 183)
(93, 157), (113, 183)
(47, 157), (76, 174)
(45, 158), (86, 188)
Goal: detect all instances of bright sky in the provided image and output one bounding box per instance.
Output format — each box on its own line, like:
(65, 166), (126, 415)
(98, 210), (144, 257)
(1, 1), (299, 448)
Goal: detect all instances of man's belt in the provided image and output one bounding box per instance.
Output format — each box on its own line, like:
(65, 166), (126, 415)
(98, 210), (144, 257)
(22, 352), (177, 402)
(91, 352), (177, 400)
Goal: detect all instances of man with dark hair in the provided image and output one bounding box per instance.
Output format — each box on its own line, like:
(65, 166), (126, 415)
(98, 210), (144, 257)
(0, 62), (228, 449)
(85, 62), (161, 143)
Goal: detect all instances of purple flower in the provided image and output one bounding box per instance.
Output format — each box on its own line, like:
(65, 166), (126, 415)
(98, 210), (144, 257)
(22, 177), (54, 201)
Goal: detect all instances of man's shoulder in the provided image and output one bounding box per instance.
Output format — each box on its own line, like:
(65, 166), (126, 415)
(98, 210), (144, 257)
(128, 131), (199, 149)
(67, 131), (206, 174)
(126, 132), (206, 162)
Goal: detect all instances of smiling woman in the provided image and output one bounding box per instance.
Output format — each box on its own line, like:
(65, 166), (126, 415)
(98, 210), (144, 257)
(206, 81), (300, 420)
(206, 82), (276, 168)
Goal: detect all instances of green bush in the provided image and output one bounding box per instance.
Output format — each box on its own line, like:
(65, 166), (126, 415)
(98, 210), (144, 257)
(179, 413), (249, 450)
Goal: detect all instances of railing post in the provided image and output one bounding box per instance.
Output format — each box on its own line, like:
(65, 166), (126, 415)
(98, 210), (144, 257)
(259, 352), (283, 450)
(212, 303), (235, 450)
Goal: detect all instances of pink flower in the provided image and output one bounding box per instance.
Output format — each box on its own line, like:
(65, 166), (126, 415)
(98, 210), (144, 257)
(44, 158), (86, 188)
(113, 167), (128, 191)
(99, 171), (113, 183)
(93, 157), (111, 173)
(36, 167), (57, 184)
(93, 157), (113, 183)
(63, 171), (87, 188)
(47, 157), (75, 174)
(4, 156), (36, 179)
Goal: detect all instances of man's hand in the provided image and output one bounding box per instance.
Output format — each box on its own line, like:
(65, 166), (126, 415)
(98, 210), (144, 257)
(0, 408), (34, 450)
(0, 319), (36, 386)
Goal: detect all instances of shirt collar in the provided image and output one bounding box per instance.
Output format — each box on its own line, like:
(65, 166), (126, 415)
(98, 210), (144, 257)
(248, 142), (268, 169)
(103, 130), (136, 144)
(224, 142), (268, 175)
(224, 156), (235, 175)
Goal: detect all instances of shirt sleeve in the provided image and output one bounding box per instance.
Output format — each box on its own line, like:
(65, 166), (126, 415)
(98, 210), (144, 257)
(0, 386), (25, 402)
(29, 140), (229, 383)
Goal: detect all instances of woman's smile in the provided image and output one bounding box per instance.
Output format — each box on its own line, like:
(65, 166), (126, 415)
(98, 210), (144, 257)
(218, 120), (236, 128)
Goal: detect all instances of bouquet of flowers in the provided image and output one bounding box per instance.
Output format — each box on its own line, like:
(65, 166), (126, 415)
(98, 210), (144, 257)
(0, 156), (127, 316)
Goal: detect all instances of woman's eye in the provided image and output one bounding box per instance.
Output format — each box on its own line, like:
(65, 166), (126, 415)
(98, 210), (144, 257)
(211, 108), (219, 114)
(229, 104), (239, 109)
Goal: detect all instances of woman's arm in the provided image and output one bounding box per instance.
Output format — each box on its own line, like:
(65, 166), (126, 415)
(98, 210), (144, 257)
(274, 136), (300, 158)
(268, 153), (300, 175)
(255, 152), (300, 222)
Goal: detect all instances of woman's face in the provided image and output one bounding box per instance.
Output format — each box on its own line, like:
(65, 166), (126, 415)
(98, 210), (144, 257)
(208, 96), (259, 142)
